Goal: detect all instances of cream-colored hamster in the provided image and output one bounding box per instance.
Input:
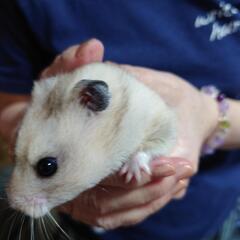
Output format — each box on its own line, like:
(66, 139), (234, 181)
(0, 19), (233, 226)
(7, 63), (176, 218)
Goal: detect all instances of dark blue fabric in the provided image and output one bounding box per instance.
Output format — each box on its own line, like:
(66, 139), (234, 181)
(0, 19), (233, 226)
(0, 0), (239, 239)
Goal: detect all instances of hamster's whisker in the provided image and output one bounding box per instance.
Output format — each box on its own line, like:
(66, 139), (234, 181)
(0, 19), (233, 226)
(36, 218), (42, 240)
(31, 201), (38, 240)
(36, 218), (44, 240)
(5, 210), (19, 225)
(18, 214), (25, 240)
(40, 217), (52, 240)
(41, 205), (54, 240)
(38, 218), (43, 240)
(30, 217), (35, 240)
(7, 211), (20, 240)
(47, 212), (71, 240)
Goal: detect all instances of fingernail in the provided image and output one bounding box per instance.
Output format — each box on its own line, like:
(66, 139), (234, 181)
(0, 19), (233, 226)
(153, 164), (175, 177)
(176, 165), (193, 180)
(75, 40), (92, 57)
(76, 39), (103, 58)
(151, 158), (171, 167)
(76, 44), (86, 58)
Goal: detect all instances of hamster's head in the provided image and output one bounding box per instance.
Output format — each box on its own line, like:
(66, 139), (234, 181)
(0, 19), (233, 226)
(7, 64), (128, 218)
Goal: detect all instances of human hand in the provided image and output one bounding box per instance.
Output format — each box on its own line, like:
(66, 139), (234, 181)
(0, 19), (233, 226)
(118, 64), (218, 173)
(59, 157), (192, 229)
(40, 39), (195, 229)
(40, 38), (104, 78)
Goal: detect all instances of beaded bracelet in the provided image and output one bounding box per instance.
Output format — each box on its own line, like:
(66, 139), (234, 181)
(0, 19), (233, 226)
(201, 85), (231, 155)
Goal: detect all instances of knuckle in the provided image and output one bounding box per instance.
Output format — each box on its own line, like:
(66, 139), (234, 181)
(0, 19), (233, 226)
(95, 218), (107, 228)
(179, 179), (189, 188)
(192, 165), (198, 175)
(180, 188), (187, 197)
(173, 188), (187, 199)
(96, 218), (116, 230)
(173, 180), (189, 195)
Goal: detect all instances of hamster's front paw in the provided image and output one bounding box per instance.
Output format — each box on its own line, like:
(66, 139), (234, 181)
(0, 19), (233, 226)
(119, 152), (151, 183)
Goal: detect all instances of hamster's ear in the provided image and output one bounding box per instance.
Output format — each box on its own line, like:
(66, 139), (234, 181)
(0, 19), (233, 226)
(73, 79), (111, 111)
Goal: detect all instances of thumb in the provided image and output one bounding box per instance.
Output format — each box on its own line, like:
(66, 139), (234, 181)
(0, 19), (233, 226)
(73, 38), (104, 66)
(40, 38), (104, 78)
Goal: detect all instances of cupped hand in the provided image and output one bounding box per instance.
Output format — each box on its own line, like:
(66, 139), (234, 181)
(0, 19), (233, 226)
(40, 39), (196, 229)
(40, 38), (104, 78)
(59, 157), (192, 229)
(118, 64), (218, 172)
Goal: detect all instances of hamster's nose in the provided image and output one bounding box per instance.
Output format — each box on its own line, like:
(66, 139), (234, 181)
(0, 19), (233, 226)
(24, 196), (47, 205)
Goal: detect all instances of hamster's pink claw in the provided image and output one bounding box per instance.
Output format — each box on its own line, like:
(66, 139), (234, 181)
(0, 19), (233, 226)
(119, 164), (129, 176)
(119, 152), (152, 183)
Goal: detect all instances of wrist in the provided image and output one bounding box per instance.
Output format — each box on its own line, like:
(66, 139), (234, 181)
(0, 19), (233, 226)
(201, 86), (232, 154)
(220, 99), (240, 149)
(201, 92), (219, 144)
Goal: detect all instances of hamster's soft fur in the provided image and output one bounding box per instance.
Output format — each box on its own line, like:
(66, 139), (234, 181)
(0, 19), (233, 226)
(8, 63), (176, 218)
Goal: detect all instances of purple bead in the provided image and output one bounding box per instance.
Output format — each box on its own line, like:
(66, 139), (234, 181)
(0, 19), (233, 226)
(217, 93), (225, 102)
(202, 86), (218, 95)
(219, 101), (229, 114)
(213, 136), (225, 146)
(201, 85), (229, 156)
(203, 145), (214, 155)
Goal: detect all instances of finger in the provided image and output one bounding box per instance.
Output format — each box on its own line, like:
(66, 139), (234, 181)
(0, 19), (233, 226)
(96, 187), (173, 230)
(40, 38), (104, 78)
(173, 188), (187, 199)
(58, 178), (189, 228)
(98, 176), (176, 215)
(75, 38), (104, 64)
(101, 161), (175, 189)
(152, 157), (194, 180)
(59, 197), (100, 227)
(101, 157), (192, 189)
(172, 179), (188, 194)
(151, 164), (175, 179)
(59, 38), (104, 68)
(97, 176), (190, 229)
(172, 179), (189, 199)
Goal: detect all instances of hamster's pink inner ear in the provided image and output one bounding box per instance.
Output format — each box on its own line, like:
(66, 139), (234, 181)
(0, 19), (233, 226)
(74, 79), (111, 111)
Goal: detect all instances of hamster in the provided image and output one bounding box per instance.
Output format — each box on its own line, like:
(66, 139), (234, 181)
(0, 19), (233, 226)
(7, 62), (177, 218)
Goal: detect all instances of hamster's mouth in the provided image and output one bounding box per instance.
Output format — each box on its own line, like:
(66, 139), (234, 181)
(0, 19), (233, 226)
(9, 196), (49, 218)
(22, 204), (49, 218)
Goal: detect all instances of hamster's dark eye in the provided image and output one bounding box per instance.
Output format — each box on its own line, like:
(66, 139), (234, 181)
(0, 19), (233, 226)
(36, 157), (58, 178)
